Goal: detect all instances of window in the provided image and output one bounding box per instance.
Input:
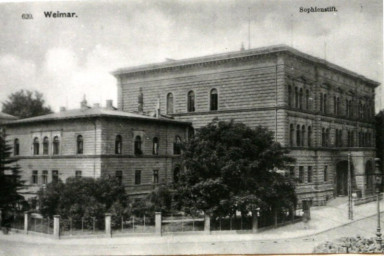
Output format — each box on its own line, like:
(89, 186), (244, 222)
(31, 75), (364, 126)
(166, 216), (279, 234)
(43, 136), (49, 155)
(296, 125), (301, 147)
(288, 85), (292, 107)
(210, 89), (218, 111)
(187, 91), (195, 112)
(52, 170), (58, 183)
(320, 93), (323, 113)
(167, 93), (174, 114)
(325, 128), (330, 147)
(305, 89), (310, 110)
(307, 126), (312, 147)
(173, 136), (182, 155)
(294, 87), (298, 108)
(33, 137), (39, 155)
(53, 136), (60, 155)
(301, 125), (306, 146)
(75, 170), (82, 178)
(290, 124), (294, 147)
(116, 171), (122, 185)
(324, 166), (328, 182)
(77, 135), (83, 154)
(135, 170), (141, 185)
(299, 88), (303, 109)
(345, 99), (349, 117)
(32, 170), (38, 184)
(115, 135), (122, 154)
(323, 94), (327, 114)
(289, 166), (295, 177)
(14, 138), (19, 156)
(153, 170), (159, 184)
(334, 96), (337, 115)
(320, 93), (327, 113)
(307, 166), (313, 183)
(42, 170), (48, 185)
(336, 97), (340, 115)
(134, 136), (142, 155)
(299, 166), (304, 183)
(322, 128), (326, 147)
(173, 167), (180, 183)
(152, 137), (159, 155)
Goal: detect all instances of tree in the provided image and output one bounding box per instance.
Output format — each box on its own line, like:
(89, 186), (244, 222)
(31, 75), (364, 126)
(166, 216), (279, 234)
(176, 119), (296, 219)
(2, 90), (53, 118)
(0, 132), (26, 225)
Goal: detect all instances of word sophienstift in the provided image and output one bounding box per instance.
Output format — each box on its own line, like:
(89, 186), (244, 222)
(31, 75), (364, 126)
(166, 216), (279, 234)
(299, 6), (337, 13)
(44, 11), (78, 18)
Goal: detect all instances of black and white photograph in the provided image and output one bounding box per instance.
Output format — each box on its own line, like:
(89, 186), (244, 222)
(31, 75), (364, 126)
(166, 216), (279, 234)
(0, 0), (383, 255)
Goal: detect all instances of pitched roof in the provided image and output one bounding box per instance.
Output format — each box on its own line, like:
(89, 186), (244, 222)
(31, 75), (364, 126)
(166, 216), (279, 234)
(4, 107), (190, 126)
(112, 44), (379, 87)
(0, 112), (18, 120)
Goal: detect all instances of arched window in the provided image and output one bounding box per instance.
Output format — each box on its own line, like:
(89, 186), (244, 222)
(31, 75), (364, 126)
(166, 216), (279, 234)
(53, 136), (60, 155)
(173, 167), (180, 183)
(77, 135), (83, 154)
(301, 125), (306, 146)
(290, 124), (294, 147)
(173, 136), (182, 155)
(187, 91), (195, 112)
(299, 88), (303, 109)
(43, 136), (49, 155)
(153, 137), (159, 155)
(115, 135), (122, 154)
(14, 138), (19, 156)
(288, 85), (292, 107)
(33, 137), (39, 155)
(296, 125), (301, 147)
(307, 126), (312, 147)
(210, 89), (218, 111)
(167, 93), (174, 114)
(134, 136), (142, 155)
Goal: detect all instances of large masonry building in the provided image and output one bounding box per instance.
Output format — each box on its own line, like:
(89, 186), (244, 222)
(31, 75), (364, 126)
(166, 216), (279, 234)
(3, 45), (380, 205)
(113, 45), (379, 205)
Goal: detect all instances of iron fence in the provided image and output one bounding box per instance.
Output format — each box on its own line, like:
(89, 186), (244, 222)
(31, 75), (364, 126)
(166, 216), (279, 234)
(60, 217), (105, 236)
(28, 216), (53, 234)
(111, 215), (155, 234)
(161, 215), (204, 233)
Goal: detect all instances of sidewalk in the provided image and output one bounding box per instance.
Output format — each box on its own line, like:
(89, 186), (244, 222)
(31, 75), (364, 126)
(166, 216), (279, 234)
(0, 198), (383, 246)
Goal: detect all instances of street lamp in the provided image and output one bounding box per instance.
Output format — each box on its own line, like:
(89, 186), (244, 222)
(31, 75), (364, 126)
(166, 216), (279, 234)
(374, 158), (382, 249)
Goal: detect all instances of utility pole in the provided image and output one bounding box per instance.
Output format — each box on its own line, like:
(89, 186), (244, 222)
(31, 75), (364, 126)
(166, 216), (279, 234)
(348, 152), (353, 220)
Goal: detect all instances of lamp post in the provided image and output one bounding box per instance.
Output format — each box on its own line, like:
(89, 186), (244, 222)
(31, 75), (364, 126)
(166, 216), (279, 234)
(374, 158), (382, 249)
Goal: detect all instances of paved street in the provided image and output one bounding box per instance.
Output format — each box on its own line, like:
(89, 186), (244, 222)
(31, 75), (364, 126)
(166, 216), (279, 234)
(0, 213), (383, 255)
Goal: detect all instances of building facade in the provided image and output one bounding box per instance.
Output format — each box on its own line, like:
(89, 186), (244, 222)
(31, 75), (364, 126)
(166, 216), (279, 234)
(4, 100), (190, 199)
(113, 45), (379, 205)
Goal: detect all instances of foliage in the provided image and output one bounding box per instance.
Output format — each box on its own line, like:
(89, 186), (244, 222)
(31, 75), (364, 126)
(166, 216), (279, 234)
(176, 119), (296, 217)
(2, 90), (52, 118)
(37, 176), (129, 220)
(0, 132), (26, 225)
(313, 236), (384, 253)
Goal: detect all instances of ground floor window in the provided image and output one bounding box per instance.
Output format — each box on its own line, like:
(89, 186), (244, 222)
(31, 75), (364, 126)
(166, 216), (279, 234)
(32, 170), (38, 184)
(135, 170), (141, 185)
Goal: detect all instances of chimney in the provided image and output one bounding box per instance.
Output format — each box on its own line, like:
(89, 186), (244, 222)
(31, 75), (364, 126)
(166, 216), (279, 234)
(81, 95), (88, 110)
(60, 107), (66, 112)
(93, 103), (100, 108)
(106, 100), (113, 110)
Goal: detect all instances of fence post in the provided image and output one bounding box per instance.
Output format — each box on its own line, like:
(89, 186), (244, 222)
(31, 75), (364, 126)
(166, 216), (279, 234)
(24, 211), (29, 234)
(204, 213), (210, 234)
(252, 211), (258, 233)
(105, 213), (112, 238)
(155, 212), (162, 236)
(53, 215), (60, 239)
(0, 208), (2, 226)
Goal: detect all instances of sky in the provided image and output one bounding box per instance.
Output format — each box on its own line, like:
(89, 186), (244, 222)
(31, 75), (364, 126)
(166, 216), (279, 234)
(0, 0), (382, 112)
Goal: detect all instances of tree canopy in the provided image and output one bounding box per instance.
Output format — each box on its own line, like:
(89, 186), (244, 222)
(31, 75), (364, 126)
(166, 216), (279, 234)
(176, 119), (297, 217)
(0, 132), (26, 222)
(2, 90), (53, 119)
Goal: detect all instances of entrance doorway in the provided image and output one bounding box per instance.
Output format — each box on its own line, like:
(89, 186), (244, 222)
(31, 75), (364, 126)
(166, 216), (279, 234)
(336, 161), (354, 196)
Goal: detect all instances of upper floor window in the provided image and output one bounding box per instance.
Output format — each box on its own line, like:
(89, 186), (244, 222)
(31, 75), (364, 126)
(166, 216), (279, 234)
(43, 136), (49, 155)
(288, 85), (292, 107)
(305, 89), (310, 110)
(210, 89), (218, 111)
(77, 135), (83, 154)
(152, 137), (159, 155)
(347, 131), (355, 147)
(324, 166), (328, 182)
(296, 125), (301, 146)
(134, 136), (142, 155)
(42, 170), (48, 185)
(187, 91), (195, 112)
(135, 170), (141, 185)
(33, 137), (39, 155)
(301, 125), (306, 146)
(75, 170), (82, 178)
(167, 93), (174, 114)
(322, 128), (330, 147)
(14, 138), (19, 156)
(307, 166), (313, 183)
(307, 126), (312, 147)
(32, 170), (38, 184)
(115, 135), (122, 154)
(53, 136), (60, 155)
(174, 136), (182, 155)
(299, 166), (304, 183)
(294, 87), (299, 108)
(52, 170), (59, 183)
(290, 124), (294, 147)
(153, 170), (159, 184)
(299, 88), (303, 109)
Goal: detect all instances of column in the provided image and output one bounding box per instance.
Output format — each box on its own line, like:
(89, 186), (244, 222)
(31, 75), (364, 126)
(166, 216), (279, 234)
(53, 215), (60, 239)
(252, 211), (258, 233)
(204, 214), (210, 234)
(105, 213), (112, 237)
(155, 212), (162, 236)
(24, 211), (29, 234)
